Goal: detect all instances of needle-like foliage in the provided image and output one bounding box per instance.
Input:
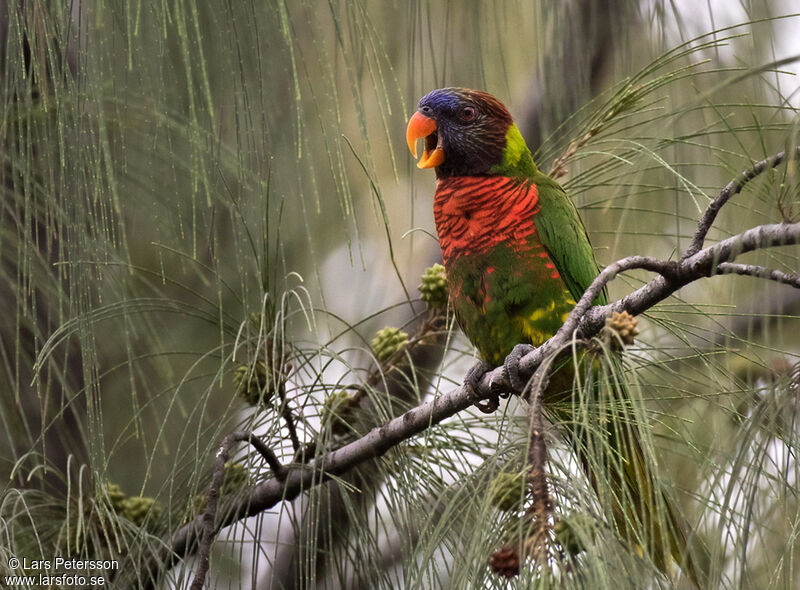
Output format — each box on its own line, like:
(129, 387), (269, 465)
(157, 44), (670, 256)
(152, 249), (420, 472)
(1, 3), (799, 590)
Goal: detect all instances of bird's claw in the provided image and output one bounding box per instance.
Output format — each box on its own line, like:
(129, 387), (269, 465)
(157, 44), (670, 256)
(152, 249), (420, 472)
(473, 398), (499, 414)
(503, 344), (534, 394)
(464, 360), (503, 413)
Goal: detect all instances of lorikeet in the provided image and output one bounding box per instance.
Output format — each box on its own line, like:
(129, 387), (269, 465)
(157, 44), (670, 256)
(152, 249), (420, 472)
(406, 87), (701, 582)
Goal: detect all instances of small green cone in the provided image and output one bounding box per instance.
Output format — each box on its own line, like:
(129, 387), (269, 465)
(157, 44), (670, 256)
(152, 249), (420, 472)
(554, 513), (597, 556)
(419, 263), (448, 309)
(233, 361), (272, 406)
(119, 495), (162, 528)
(371, 326), (409, 363)
(321, 390), (355, 435)
(489, 472), (527, 511)
(104, 482), (127, 513)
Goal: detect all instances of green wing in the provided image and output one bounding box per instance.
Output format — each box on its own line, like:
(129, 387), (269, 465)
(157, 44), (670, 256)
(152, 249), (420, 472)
(532, 172), (607, 306)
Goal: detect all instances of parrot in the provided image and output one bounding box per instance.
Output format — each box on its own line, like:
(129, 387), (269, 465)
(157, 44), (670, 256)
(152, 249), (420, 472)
(405, 87), (702, 583)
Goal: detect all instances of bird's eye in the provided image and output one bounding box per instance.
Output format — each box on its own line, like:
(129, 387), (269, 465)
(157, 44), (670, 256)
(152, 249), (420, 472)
(420, 105), (433, 115)
(459, 106), (476, 121)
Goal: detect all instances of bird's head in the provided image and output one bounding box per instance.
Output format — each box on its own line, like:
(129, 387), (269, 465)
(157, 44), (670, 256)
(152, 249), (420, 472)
(406, 87), (536, 179)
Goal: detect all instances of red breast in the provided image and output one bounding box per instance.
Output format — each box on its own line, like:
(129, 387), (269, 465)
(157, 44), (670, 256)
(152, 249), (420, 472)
(433, 176), (539, 263)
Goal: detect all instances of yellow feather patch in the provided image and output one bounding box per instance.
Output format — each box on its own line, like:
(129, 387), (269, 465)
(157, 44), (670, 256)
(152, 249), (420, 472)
(529, 301), (557, 322)
(520, 324), (547, 346)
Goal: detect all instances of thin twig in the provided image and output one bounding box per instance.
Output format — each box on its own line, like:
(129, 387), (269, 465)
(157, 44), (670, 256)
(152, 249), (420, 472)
(548, 128), (596, 179)
(683, 146), (800, 259)
(560, 256), (680, 335)
(277, 384), (301, 453)
(715, 262), (800, 288)
(190, 432), (285, 590)
(190, 438), (233, 590)
(608, 223), (799, 313)
(525, 355), (559, 554)
(242, 432), (287, 481)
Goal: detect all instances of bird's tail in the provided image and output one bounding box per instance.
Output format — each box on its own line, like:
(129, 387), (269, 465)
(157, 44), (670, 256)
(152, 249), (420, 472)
(546, 356), (707, 587)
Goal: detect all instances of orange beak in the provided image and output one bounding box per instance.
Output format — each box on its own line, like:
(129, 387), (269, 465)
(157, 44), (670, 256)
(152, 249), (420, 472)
(406, 111), (445, 169)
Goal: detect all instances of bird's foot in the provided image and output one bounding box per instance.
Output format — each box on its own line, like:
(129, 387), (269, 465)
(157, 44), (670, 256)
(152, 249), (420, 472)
(464, 360), (503, 414)
(503, 344), (534, 395)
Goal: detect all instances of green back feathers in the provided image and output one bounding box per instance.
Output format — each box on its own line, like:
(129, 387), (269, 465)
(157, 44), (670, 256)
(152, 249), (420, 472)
(533, 172), (607, 306)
